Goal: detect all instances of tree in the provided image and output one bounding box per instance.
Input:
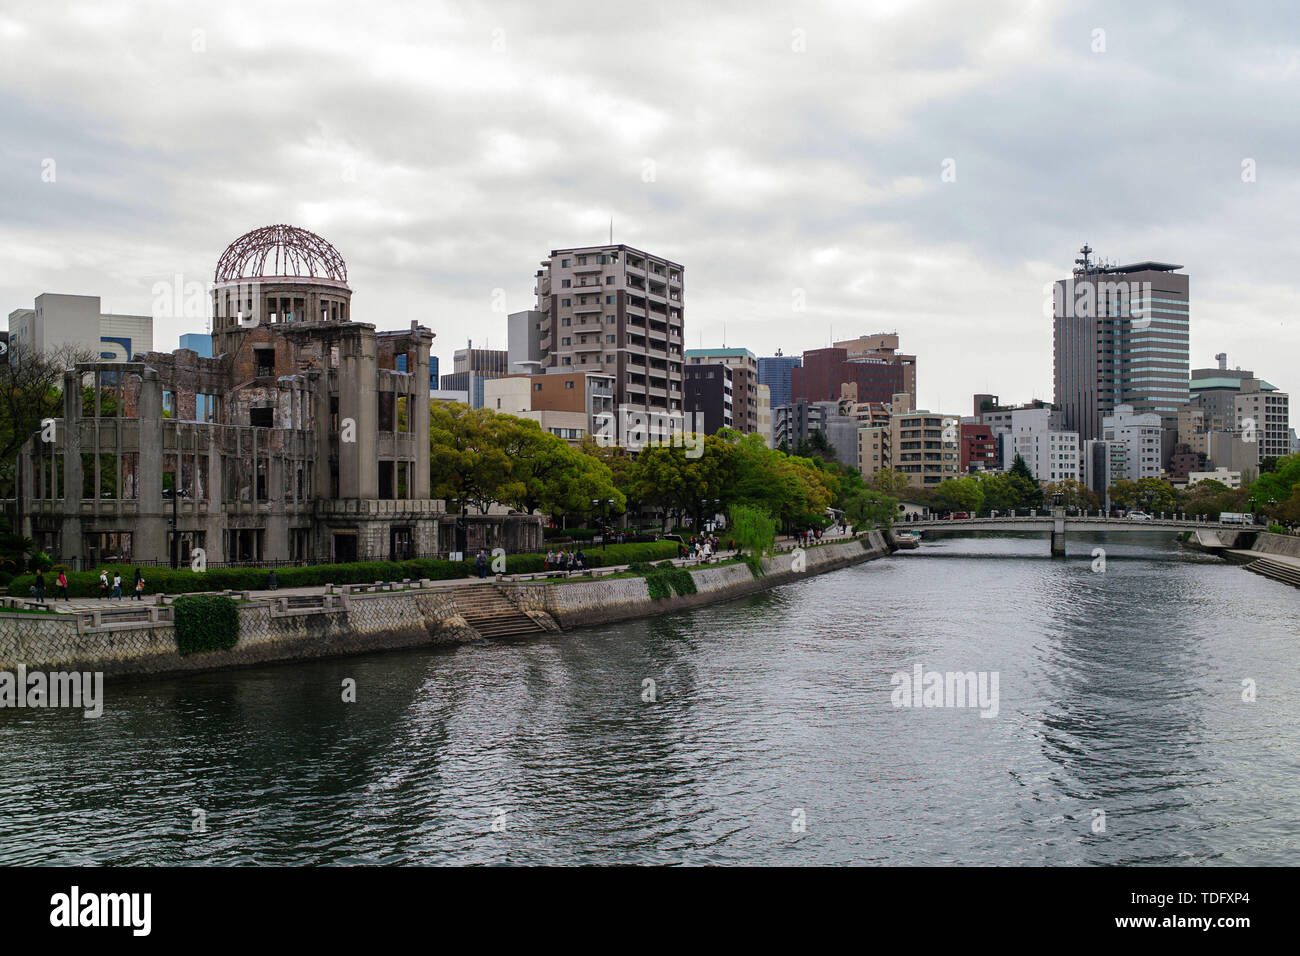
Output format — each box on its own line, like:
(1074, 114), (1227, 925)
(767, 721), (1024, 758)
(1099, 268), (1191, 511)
(428, 401), (515, 512)
(842, 488), (897, 529)
(867, 468), (911, 497)
(1249, 454), (1300, 518)
(497, 416), (624, 522)
(729, 503), (777, 562)
(1042, 478), (1100, 511)
(934, 476), (984, 514)
(0, 344), (94, 497)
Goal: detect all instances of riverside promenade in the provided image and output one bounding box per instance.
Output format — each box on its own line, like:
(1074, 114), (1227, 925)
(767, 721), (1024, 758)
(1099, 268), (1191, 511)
(10, 531), (853, 615)
(0, 532), (890, 681)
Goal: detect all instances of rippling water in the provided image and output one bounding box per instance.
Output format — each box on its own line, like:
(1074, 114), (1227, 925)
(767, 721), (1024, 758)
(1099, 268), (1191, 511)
(2, 531), (1297, 865)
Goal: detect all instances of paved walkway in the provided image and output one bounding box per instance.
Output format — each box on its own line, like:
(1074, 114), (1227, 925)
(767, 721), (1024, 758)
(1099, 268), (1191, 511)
(17, 532), (858, 615)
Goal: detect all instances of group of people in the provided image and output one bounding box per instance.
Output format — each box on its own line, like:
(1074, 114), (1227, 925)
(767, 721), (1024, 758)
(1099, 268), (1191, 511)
(29, 568), (67, 604)
(794, 527), (823, 546)
(543, 549), (587, 574)
(679, 534), (730, 562)
(30, 567), (147, 603)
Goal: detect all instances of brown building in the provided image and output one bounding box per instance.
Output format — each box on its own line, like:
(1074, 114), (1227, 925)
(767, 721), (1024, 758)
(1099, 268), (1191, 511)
(833, 333), (917, 405)
(960, 423), (998, 472)
(790, 347), (906, 407)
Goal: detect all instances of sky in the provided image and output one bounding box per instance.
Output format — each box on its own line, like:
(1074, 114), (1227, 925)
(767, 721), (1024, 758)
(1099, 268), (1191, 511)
(1, 0), (1297, 421)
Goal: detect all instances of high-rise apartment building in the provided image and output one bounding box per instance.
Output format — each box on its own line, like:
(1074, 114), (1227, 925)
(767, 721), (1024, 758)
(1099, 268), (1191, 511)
(1053, 246), (1189, 442)
(533, 244), (684, 424)
(683, 363), (733, 434)
(685, 347), (758, 434)
(891, 409), (962, 487)
(1235, 383), (1290, 464)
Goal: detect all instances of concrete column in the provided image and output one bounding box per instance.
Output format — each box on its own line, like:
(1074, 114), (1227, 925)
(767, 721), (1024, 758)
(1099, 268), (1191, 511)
(1051, 506), (1066, 556)
(60, 370), (83, 561)
(338, 328), (378, 500)
(412, 328), (432, 499)
(137, 368), (167, 563)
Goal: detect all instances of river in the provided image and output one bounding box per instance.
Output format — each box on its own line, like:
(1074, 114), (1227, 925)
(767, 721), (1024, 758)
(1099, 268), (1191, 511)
(2, 531), (1296, 865)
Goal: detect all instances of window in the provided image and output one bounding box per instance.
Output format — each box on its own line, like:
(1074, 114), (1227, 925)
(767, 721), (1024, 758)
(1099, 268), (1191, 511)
(561, 258), (571, 267)
(606, 276), (615, 285)
(562, 337), (571, 345)
(577, 256), (587, 265)
(561, 298), (571, 306)
(565, 380), (575, 389)
(250, 407), (274, 429)
(533, 383), (542, 392)
(561, 279), (571, 288)
(255, 348), (275, 377)
(396, 353), (408, 372)
(162, 390), (175, 418)
(195, 393), (220, 423)
(606, 334), (616, 343)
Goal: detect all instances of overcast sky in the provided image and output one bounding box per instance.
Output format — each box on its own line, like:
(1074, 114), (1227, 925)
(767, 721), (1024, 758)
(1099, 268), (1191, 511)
(2, 0), (1297, 420)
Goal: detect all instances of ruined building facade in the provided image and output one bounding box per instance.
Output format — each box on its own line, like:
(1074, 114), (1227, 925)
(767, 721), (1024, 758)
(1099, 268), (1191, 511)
(15, 224), (541, 568)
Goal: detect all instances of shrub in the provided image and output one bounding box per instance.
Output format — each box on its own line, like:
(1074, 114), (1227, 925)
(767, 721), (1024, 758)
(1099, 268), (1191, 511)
(173, 595), (239, 655)
(644, 566), (697, 599)
(7, 541), (681, 598)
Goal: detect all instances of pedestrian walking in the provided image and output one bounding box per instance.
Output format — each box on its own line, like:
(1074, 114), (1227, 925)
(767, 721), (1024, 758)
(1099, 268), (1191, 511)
(33, 568), (45, 604)
(98, 569), (109, 598)
(56, 570), (69, 601)
(134, 569), (146, 601)
(475, 550), (488, 579)
(111, 572), (123, 600)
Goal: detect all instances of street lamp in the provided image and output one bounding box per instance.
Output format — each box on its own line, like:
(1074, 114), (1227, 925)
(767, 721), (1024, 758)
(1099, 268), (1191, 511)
(448, 496), (468, 558)
(592, 498), (614, 550)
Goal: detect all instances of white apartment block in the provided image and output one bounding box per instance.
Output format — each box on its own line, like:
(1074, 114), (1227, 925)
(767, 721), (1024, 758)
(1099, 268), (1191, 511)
(1187, 467), (1242, 490)
(8, 293), (154, 363)
(1102, 404), (1163, 479)
(1004, 406), (1080, 483)
(1234, 386), (1290, 463)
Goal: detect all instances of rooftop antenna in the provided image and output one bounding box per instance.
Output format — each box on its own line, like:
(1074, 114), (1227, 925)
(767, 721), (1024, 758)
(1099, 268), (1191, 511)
(722, 321), (726, 348)
(610, 217), (613, 245)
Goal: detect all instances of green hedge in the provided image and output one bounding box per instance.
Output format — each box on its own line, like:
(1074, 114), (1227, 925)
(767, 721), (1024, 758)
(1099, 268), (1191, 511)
(7, 541), (681, 598)
(173, 595), (239, 655)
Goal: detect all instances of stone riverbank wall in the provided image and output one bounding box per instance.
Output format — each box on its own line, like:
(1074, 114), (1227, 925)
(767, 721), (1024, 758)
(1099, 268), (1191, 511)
(0, 533), (890, 680)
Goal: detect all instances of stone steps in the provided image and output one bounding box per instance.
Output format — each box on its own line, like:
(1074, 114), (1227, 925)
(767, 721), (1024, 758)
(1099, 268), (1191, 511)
(452, 585), (550, 638)
(1244, 558), (1300, 589)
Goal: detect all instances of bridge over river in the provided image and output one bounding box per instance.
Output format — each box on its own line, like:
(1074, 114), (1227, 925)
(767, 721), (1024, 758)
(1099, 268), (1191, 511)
(900, 511), (1253, 555)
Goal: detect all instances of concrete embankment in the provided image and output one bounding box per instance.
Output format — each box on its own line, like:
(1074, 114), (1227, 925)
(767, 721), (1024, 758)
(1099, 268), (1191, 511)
(506, 532), (889, 629)
(0, 533), (890, 679)
(1223, 531), (1300, 589)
